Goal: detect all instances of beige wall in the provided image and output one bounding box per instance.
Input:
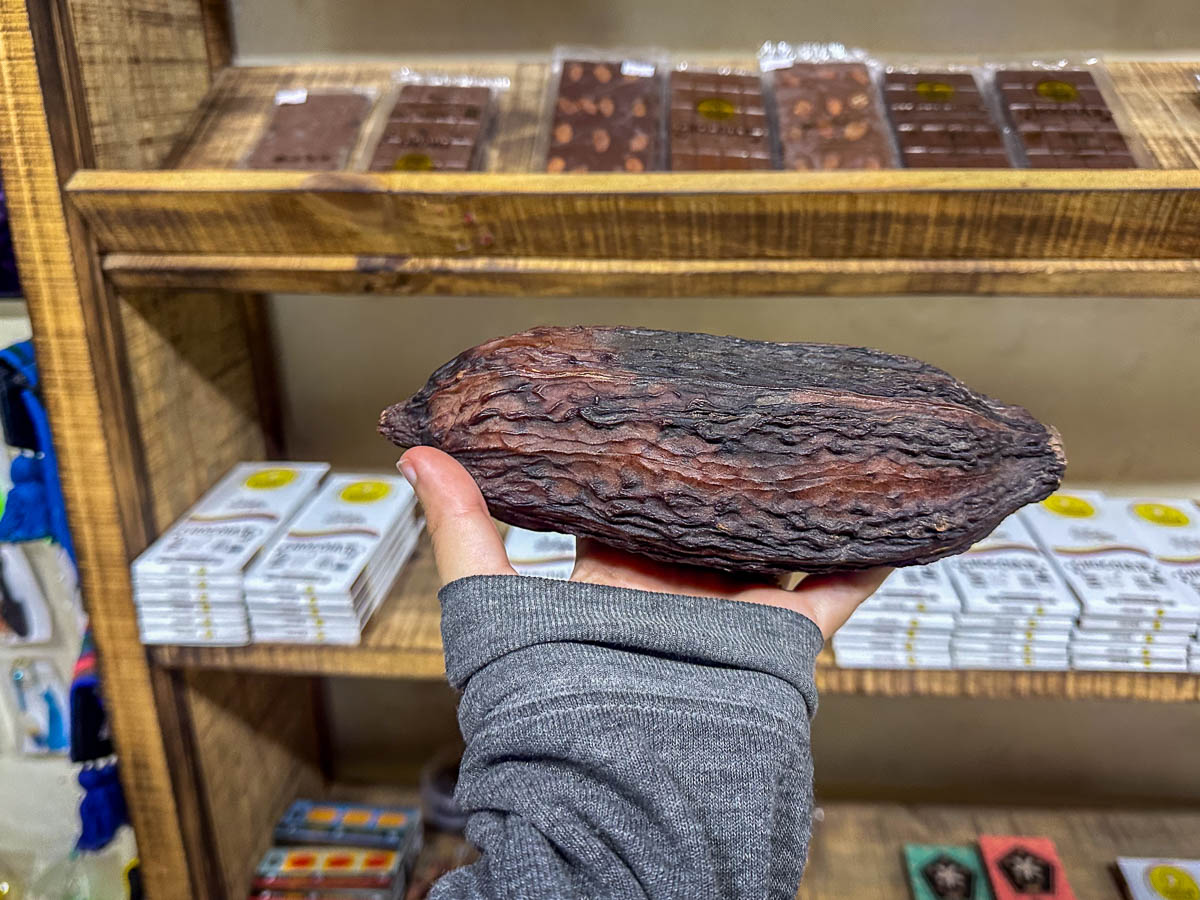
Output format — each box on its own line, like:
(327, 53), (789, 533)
(272, 294), (1200, 488)
(238, 5), (1200, 802)
(230, 0), (1200, 60)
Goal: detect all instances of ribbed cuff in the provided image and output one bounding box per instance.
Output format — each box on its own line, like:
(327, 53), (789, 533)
(439, 575), (824, 713)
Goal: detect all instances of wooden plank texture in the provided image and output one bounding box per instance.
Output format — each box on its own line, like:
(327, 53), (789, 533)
(798, 802), (1200, 899)
(183, 670), (323, 899)
(64, 0), (212, 169)
(102, 253), (1200, 298)
(1107, 61), (1200, 169)
(65, 168), (1200, 261)
(0, 2), (192, 895)
(120, 290), (271, 531)
(150, 536), (1200, 702)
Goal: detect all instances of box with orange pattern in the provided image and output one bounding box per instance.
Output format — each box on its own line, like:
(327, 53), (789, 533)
(251, 846), (405, 897)
(275, 799), (422, 854)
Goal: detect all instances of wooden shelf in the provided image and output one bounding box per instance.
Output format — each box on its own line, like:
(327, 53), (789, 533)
(237, 787), (1200, 900)
(64, 59), (1200, 298)
(798, 801), (1200, 899)
(150, 533), (1200, 702)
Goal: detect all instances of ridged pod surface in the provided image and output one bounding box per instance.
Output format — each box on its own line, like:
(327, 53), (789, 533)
(380, 326), (1065, 574)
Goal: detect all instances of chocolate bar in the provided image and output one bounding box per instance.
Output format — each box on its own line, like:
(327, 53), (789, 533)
(669, 71), (771, 170)
(369, 84), (491, 172)
(884, 72), (1012, 168)
(771, 63), (895, 170)
(546, 59), (663, 172)
(995, 70), (1136, 168)
(245, 93), (373, 170)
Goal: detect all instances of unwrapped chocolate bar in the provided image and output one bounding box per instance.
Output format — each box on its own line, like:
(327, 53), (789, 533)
(771, 63), (895, 170)
(669, 70), (772, 170)
(884, 72), (1013, 168)
(245, 92), (373, 170)
(368, 84), (492, 172)
(995, 69), (1136, 168)
(546, 59), (664, 172)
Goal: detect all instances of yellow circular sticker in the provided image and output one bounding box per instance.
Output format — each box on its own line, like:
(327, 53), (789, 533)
(1042, 494), (1096, 518)
(696, 97), (736, 121)
(1148, 865), (1200, 900)
(1035, 79), (1080, 102)
(1133, 502), (1191, 528)
(340, 480), (392, 504)
(393, 153), (435, 171)
(916, 81), (956, 102)
(244, 468), (297, 490)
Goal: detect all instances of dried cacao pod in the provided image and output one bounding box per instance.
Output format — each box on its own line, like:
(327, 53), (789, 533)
(380, 326), (1065, 574)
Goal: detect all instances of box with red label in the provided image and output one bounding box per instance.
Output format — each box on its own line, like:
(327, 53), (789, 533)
(251, 846), (404, 898)
(978, 835), (1075, 900)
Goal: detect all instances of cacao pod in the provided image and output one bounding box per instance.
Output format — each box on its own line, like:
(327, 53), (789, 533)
(380, 326), (1065, 575)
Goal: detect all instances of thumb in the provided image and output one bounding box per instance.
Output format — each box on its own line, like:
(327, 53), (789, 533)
(399, 446), (515, 584)
(791, 567), (893, 639)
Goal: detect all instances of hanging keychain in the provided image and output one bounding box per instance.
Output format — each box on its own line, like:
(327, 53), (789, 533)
(8, 658), (68, 754)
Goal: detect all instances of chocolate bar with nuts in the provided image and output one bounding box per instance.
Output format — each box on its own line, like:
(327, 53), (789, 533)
(996, 70), (1136, 168)
(369, 84), (492, 171)
(245, 93), (373, 170)
(884, 72), (1012, 168)
(546, 59), (663, 173)
(772, 63), (896, 170)
(669, 71), (772, 170)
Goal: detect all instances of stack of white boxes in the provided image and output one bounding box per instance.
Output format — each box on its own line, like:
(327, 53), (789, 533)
(132, 463), (329, 646)
(503, 526), (576, 579)
(943, 512), (1078, 670)
(1024, 491), (1194, 672)
(244, 473), (423, 645)
(831, 562), (959, 669)
(1109, 496), (1200, 671)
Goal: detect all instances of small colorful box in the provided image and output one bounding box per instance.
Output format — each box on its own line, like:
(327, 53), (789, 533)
(274, 800), (422, 854)
(1115, 858), (1200, 900)
(251, 846), (404, 897)
(978, 835), (1076, 900)
(904, 844), (994, 900)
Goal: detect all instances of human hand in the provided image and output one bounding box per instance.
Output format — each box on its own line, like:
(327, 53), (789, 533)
(399, 446), (890, 640)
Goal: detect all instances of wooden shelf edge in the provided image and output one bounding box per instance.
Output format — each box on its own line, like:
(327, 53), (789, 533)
(65, 167), (1200, 194)
(814, 659), (1200, 702)
(151, 643), (447, 679)
(104, 253), (1200, 297)
(66, 167), (1200, 263)
(149, 644), (1200, 700)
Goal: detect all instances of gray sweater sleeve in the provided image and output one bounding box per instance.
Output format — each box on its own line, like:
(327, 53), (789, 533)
(429, 575), (825, 900)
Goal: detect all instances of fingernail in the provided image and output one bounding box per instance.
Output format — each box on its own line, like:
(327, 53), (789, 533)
(397, 458), (418, 487)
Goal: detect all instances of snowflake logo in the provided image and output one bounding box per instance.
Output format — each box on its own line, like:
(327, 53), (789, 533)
(922, 855), (976, 899)
(999, 847), (1054, 893)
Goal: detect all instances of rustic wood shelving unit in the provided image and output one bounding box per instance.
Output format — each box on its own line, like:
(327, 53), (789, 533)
(1, 1), (1199, 898)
